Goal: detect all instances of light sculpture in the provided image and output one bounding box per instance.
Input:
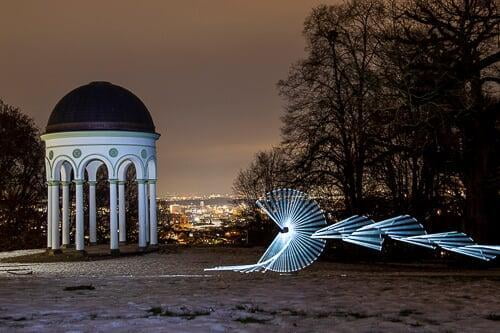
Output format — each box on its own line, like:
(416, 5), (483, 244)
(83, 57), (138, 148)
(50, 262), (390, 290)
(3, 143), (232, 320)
(207, 189), (500, 273)
(397, 232), (500, 261)
(205, 189), (327, 273)
(397, 231), (475, 250)
(311, 215), (374, 239)
(444, 245), (500, 261)
(342, 215), (426, 251)
(314, 216), (500, 262)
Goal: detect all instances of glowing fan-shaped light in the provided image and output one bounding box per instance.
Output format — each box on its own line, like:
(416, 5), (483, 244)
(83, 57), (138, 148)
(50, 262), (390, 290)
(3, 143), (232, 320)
(397, 231), (475, 250)
(397, 232), (500, 261)
(344, 215), (426, 251)
(205, 189), (327, 273)
(446, 245), (500, 261)
(311, 215), (374, 239)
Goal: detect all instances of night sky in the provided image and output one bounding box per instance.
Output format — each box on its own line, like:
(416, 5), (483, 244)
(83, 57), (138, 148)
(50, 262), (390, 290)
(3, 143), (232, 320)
(0, 0), (330, 195)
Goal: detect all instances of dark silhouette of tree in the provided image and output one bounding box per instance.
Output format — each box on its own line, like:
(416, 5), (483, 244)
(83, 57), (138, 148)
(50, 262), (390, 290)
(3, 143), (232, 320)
(232, 148), (289, 245)
(0, 100), (45, 250)
(235, 0), (500, 242)
(278, 1), (386, 215)
(390, 0), (500, 240)
(233, 148), (289, 203)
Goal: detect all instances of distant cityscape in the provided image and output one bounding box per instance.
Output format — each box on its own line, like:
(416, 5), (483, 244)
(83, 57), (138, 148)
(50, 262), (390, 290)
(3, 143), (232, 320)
(157, 194), (249, 245)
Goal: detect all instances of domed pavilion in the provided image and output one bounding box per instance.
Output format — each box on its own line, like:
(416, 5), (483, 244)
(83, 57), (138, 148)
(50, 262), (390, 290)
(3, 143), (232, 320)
(41, 81), (160, 254)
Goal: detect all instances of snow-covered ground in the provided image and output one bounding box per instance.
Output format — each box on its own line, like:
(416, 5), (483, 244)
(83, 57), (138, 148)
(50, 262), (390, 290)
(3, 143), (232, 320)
(0, 249), (45, 259)
(0, 247), (499, 332)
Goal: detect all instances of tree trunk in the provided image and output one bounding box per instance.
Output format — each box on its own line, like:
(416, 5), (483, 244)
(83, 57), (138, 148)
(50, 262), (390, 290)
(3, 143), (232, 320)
(463, 109), (497, 242)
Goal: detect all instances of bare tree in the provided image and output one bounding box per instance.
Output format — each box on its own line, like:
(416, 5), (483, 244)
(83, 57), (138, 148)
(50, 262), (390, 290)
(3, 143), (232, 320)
(232, 148), (289, 244)
(391, 0), (500, 240)
(278, 1), (387, 215)
(233, 148), (289, 203)
(235, 0), (500, 242)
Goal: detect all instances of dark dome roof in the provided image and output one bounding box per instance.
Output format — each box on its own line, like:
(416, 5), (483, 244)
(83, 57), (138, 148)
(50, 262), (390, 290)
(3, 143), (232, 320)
(46, 81), (155, 134)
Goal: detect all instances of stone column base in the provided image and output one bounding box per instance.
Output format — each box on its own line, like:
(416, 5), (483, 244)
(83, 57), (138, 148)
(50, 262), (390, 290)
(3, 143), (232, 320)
(62, 244), (74, 249)
(75, 250), (87, 257)
(110, 249), (121, 256)
(89, 242), (97, 246)
(119, 241), (127, 245)
(48, 249), (62, 256)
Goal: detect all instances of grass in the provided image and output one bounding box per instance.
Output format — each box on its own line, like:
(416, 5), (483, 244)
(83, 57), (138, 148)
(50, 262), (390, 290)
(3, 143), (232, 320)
(314, 312), (330, 318)
(234, 304), (274, 314)
(234, 316), (270, 324)
(399, 309), (421, 317)
(386, 317), (403, 323)
(63, 285), (95, 291)
(234, 304), (278, 316)
(1, 251), (91, 263)
(0, 316), (28, 321)
(409, 321), (423, 327)
(169, 310), (211, 320)
(147, 306), (211, 320)
(247, 306), (265, 313)
(332, 310), (373, 319)
(485, 313), (500, 321)
(1, 245), (164, 263)
(348, 311), (372, 319)
(147, 307), (163, 315)
(281, 308), (307, 316)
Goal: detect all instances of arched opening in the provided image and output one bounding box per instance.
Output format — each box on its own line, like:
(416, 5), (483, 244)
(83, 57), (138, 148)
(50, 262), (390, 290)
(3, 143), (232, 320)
(116, 157), (143, 246)
(50, 156), (77, 182)
(46, 151), (158, 253)
(60, 161), (75, 248)
(46, 157), (77, 252)
(84, 162), (109, 245)
(78, 157), (114, 251)
(121, 164), (139, 243)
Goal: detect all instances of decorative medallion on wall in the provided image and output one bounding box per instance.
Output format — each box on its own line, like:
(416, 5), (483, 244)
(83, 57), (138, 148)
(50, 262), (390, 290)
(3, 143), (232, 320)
(141, 149), (147, 159)
(72, 149), (82, 158)
(48, 150), (54, 160)
(109, 148), (119, 157)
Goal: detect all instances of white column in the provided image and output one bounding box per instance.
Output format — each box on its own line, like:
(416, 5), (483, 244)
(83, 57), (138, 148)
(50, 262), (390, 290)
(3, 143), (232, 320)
(75, 179), (85, 251)
(145, 184), (150, 243)
(118, 181), (126, 244)
(149, 180), (158, 246)
(88, 180), (97, 245)
(61, 181), (71, 247)
(109, 179), (119, 254)
(138, 179), (147, 249)
(50, 181), (61, 251)
(47, 183), (52, 249)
